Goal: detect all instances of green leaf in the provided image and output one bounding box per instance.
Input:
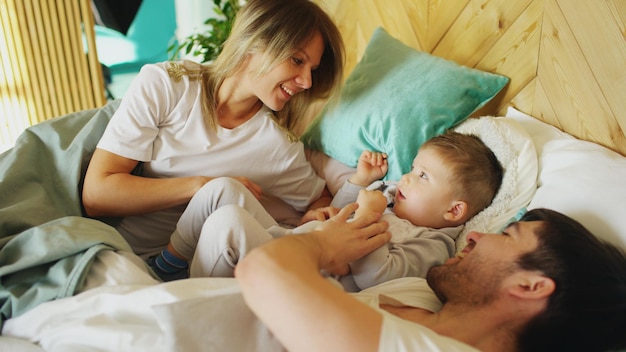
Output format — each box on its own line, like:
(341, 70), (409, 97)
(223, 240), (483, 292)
(167, 0), (242, 62)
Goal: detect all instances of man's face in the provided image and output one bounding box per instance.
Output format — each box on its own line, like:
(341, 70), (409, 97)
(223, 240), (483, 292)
(426, 221), (543, 305)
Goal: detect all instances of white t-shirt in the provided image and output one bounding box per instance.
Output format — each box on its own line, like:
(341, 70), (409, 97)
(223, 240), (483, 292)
(355, 278), (478, 351)
(97, 62), (325, 255)
(380, 313), (480, 351)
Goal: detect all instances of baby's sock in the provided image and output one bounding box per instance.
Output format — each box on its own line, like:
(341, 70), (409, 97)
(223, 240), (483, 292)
(152, 248), (188, 274)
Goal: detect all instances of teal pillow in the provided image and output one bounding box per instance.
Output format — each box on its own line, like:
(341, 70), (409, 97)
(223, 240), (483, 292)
(301, 27), (509, 180)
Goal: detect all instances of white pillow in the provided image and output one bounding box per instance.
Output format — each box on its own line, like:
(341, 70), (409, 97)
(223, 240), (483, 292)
(308, 115), (539, 253)
(506, 107), (626, 250)
(453, 116), (538, 250)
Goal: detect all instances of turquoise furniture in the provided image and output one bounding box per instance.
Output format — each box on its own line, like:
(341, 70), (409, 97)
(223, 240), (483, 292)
(95, 0), (177, 75)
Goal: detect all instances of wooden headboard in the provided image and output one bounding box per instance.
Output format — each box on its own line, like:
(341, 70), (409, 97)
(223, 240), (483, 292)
(311, 0), (626, 156)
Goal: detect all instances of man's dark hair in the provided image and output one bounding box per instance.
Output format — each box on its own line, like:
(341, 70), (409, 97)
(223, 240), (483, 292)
(516, 208), (626, 352)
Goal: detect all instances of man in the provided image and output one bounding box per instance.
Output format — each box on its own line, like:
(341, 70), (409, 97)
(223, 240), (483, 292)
(236, 204), (626, 352)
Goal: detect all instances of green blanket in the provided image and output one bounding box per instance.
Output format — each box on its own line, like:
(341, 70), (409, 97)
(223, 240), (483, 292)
(0, 100), (133, 328)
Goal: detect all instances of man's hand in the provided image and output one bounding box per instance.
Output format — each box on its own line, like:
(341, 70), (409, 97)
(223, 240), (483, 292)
(312, 203), (390, 275)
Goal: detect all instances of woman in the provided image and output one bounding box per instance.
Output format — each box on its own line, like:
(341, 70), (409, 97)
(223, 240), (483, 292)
(82, 0), (345, 269)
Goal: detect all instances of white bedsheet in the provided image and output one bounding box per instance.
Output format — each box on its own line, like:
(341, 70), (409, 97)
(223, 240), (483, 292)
(3, 250), (443, 352)
(2, 251), (282, 352)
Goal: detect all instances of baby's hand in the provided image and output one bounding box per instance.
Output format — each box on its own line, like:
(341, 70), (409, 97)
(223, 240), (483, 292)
(350, 151), (388, 186)
(354, 189), (387, 219)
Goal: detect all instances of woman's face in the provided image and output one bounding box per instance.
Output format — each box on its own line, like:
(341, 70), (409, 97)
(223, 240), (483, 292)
(246, 31), (325, 111)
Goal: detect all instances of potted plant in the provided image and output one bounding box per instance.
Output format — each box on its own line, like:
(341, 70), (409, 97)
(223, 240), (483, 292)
(168, 0), (242, 63)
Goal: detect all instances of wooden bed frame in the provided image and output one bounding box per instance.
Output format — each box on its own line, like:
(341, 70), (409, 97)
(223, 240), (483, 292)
(308, 0), (626, 157)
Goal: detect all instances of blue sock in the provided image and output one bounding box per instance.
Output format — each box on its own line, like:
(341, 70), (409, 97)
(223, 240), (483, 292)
(153, 248), (188, 274)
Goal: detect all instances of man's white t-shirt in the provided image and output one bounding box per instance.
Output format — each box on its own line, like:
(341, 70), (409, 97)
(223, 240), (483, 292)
(380, 313), (480, 351)
(355, 277), (479, 351)
(97, 61), (325, 256)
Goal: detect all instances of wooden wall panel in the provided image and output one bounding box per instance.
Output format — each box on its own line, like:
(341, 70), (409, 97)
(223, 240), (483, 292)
(533, 79), (560, 129)
(404, 0), (429, 51)
(3, 0), (622, 155)
(536, 0), (622, 151)
(432, 0), (532, 67)
(557, 0), (626, 150)
(314, 0), (626, 156)
(608, 0), (626, 34)
(509, 78), (538, 118)
(474, 0), (543, 117)
(0, 1), (35, 147)
(425, 1), (468, 52)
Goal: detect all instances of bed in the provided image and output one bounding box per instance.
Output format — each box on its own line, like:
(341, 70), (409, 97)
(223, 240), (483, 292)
(1, 0), (625, 351)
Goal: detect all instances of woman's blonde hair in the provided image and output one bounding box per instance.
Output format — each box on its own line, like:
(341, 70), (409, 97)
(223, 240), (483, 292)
(169, 0), (344, 131)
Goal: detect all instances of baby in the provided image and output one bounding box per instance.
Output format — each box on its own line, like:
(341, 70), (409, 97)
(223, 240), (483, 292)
(186, 131), (503, 292)
(328, 131), (503, 290)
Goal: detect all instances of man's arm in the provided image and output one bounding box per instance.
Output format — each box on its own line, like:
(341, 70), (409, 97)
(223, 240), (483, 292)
(236, 204), (391, 352)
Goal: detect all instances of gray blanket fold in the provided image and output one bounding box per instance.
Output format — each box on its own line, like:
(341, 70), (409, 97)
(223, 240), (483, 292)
(0, 99), (133, 328)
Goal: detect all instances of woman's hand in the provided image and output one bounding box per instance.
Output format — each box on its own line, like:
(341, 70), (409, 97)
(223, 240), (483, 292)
(231, 176), (263, 200)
